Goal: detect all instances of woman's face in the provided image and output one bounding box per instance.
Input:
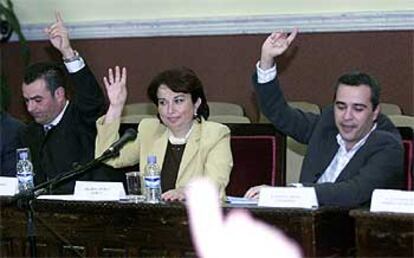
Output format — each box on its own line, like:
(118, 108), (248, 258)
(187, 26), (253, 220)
(157, 84), (201, 137)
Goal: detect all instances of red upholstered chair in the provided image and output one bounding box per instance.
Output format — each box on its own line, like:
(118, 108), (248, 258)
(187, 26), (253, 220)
(398, 127), (414, 190)
(225, 124), (286, 196)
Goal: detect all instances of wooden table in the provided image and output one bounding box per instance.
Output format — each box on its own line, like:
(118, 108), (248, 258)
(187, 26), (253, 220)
(350, 209), (414, 258)
(0, 198), (354, 257)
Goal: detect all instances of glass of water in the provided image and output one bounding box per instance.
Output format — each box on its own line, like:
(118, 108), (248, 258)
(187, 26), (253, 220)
(125, 171), (145, 203)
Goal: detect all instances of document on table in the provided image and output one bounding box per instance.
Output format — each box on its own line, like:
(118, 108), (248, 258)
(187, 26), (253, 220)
(36, 181), (125, 201)
(226, 196), (258, 205)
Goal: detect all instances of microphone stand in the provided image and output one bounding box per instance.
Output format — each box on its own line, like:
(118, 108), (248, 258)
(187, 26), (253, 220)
(14, 150), (118, 258)
(33, 150), (116, 196)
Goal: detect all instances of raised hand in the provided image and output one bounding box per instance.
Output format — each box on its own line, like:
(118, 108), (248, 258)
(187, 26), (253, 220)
(186, 179), (302, 258)
(259, 29), (298, 70)
(103, 66), (128, 108)
(44, 11), (74, 59)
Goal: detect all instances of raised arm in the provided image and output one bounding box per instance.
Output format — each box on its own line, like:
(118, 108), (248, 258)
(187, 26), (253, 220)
(95, 66), (138, 164)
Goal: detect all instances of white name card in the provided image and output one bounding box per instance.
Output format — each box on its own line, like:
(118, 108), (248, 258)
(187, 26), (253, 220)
(0, 176), (18, 196)
(258, 187), (319, 209)
(73, 181), (126, 201)
(370, 189), (414, 213)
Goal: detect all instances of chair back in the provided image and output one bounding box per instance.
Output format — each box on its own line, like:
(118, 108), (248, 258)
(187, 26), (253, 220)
(121, 114), (155, 124)
(225, 124), (286, 196)
(259, 101), (320, 124)
(122, 102), (157, 116)
(209, 115), (251, 124)
(380, 103), (402, 115)
(398, 127), (414, 190)
(388, 115), (414, 129)
(288, 101), (321, 114)
(208, 102), (244, 116)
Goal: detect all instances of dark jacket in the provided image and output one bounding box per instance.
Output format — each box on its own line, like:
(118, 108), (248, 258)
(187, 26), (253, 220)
(21, 64), (122, 194)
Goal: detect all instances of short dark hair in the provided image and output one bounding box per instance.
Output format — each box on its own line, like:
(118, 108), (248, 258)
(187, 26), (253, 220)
(334, 71), (381, 110)
(23, 62), (67, 94)
(147, 67), (210, 121)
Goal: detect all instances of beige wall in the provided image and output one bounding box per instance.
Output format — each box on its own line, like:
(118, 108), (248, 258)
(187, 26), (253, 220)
(12, 0), (414, 24)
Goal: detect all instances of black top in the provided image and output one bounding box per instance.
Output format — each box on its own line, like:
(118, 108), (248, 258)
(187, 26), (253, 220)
(161, 142), (186, 192)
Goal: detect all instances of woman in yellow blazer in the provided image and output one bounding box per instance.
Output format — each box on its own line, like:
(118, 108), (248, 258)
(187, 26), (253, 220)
(95, 66), (233, 201)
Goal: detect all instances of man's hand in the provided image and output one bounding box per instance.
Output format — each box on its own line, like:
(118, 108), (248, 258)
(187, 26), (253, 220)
(259, 29), (298, 70)
(44, 12), (74, 59)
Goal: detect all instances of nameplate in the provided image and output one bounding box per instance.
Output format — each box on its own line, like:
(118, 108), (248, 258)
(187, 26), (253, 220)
(258, 187), (319, 209)
(370, 189), (414, 213)
(73, 181), (126, 201)
(0, 177), (18, 196)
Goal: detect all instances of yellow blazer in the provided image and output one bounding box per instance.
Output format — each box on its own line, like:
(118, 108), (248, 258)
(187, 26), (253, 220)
(95, 117), (233, 197)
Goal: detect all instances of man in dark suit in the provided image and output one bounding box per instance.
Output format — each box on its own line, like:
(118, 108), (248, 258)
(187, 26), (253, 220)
(20, 13), (121, 194)
(245, 30), (404, 207)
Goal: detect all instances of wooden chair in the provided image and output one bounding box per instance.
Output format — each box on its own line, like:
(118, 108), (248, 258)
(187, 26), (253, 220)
(225, 123), (286, 196)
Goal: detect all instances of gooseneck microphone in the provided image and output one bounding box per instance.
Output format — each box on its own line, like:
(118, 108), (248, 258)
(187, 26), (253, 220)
(103, 128), (137, 156)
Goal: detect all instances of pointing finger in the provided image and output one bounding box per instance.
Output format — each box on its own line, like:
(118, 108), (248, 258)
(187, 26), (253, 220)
(286, 28), (298, 45)
(55, 11), (63, 23)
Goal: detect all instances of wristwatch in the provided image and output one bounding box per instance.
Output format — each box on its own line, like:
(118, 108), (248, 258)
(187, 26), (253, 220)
(63, 50), (80, 63)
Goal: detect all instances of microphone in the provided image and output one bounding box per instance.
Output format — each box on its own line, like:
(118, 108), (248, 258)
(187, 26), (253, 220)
(103, 128), (137, 156)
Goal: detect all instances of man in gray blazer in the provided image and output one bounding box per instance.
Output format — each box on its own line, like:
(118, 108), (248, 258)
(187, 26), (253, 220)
(245, 30), (404, 207)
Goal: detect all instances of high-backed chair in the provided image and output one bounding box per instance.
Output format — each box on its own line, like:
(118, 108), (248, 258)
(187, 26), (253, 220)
(209, 115), (251, 124)
(398, 127), (414, 191)
(122, 102), (157, 116)
(208, 102), (244, 116)
(225, 123), (286, 196)
(380, 103), (402, 115)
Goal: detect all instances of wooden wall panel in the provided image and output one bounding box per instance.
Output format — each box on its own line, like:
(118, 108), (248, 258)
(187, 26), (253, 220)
(2, 31), (413, 123)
